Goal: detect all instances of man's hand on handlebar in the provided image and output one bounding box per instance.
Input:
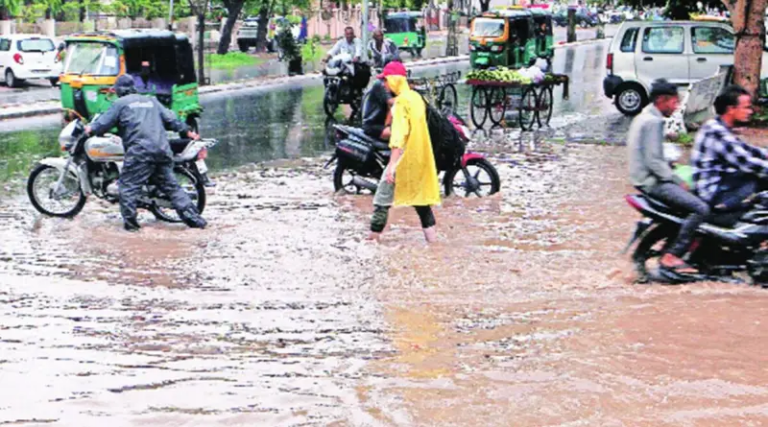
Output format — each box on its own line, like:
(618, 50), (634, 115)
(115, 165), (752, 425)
(187, 131), (200, 141)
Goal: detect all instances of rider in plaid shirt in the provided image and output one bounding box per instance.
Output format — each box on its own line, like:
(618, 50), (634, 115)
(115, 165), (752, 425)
(691, 85), (765, 211)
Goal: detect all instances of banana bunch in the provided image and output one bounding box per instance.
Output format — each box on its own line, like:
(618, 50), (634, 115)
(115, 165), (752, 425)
(467, 67), (532, 85)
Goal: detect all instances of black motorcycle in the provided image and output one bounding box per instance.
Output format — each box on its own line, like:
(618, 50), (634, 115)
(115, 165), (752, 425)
(323, 54), (371, 118)
(624, 192), (768, 285)
(326, 124), (501, 197)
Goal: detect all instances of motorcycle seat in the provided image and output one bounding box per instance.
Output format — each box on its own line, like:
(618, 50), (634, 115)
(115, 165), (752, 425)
(169, 138), (191, 155)
(346, 127), (390, 151)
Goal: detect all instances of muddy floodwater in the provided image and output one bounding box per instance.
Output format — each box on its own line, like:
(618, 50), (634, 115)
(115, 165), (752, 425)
(4, 129), (768, 425)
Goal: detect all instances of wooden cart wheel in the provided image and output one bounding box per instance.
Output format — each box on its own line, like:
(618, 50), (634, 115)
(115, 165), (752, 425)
(488, 87), (508, 126)
(518, 86), (538, 131)
(470, 86), (489, 129)
(537, 86), (554, 127)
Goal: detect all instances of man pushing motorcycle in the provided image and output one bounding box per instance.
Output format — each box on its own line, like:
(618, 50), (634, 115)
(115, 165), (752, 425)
(85, 75), (208, 232)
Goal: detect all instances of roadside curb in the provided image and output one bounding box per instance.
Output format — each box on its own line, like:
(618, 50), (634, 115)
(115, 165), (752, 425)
(0, 55), (471, 120)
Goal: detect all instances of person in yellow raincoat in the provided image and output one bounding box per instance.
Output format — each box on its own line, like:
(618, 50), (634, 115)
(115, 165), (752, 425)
(368, 61), (441, 243)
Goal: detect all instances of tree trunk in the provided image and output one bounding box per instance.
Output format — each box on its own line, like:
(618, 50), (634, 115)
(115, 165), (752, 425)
(723, 0), (767, 97)
(217, 0), (244, 54)
(79, 0), (86, 22)
(479, 0), (490, 13)
(197, 13), (206, 85)
(0, 8), (8, 21)
(255, 2), (271, 52)
(45, 7), (52, 20)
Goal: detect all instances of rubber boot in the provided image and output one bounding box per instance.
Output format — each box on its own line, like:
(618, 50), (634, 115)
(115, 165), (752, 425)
(423, 226), (437, 243)
(180, 206), (208, 229)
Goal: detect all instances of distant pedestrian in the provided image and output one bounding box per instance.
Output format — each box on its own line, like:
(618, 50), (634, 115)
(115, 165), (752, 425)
(368, 61), (440, 243)
(299, 16), (308, 43)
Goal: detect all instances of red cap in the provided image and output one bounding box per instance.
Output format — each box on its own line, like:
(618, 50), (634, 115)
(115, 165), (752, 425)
(377, 61), (407, 80)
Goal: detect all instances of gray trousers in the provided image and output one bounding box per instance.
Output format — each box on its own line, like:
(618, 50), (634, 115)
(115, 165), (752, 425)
(646, 182), (710, 257)
(119, 156), (195, 222)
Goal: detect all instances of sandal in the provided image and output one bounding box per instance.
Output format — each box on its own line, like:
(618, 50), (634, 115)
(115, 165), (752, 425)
(660, 260), (698, 275)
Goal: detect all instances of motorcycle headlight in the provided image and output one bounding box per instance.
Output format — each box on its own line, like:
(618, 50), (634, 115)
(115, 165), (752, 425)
(58, 120), (78, 151)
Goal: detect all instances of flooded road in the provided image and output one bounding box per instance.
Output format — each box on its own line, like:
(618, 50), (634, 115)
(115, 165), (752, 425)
(1, 41), (621, 185)
(6, 36), (764, 425)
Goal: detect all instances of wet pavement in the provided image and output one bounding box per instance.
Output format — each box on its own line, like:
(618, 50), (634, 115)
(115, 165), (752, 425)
(7, 33), (762, 425)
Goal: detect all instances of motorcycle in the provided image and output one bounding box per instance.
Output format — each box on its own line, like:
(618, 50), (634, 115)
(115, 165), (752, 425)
(326, 123), (501, 197)
(323, 53), (371, 118)
(624, 145), (768, 285)
(27, 118), (217, 223)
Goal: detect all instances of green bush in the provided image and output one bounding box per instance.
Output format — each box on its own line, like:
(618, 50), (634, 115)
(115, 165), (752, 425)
(206, 52), (263, 70)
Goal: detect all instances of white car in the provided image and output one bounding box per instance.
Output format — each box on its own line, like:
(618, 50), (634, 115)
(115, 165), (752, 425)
(603, 20), (768, 115)
(0, 34), (61, 88)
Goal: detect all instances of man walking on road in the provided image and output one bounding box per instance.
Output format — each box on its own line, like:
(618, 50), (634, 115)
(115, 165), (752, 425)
(628, 79), (709, 274)
(368, 61), (440, 243)
(85, 75), (208, 232)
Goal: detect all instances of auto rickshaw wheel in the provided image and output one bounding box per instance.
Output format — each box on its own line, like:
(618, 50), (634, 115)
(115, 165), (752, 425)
(488, 87), (508, 126)
(470, 87), (489, 129)
(416, 48), (423, 58)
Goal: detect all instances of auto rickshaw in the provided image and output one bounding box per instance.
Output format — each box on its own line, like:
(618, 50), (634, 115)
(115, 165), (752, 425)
(528, 8), (554, 68)
(383, 11), (426, 57)
(469, 9), (537, 69)
(59, 29), (202, 129)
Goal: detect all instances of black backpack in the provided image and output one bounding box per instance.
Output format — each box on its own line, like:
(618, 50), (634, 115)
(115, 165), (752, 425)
(422, 97), (466, 171)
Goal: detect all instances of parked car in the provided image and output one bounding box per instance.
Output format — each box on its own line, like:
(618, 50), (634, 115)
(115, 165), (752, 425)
(603, 20), (768, 116)
(236, 15), (301, 53)
(553, 7), (601, 28)
(0, 34), (61, 88)
(237, 16), (260, 52)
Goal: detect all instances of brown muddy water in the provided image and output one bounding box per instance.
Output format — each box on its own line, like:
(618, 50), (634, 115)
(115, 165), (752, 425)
(3, 134), (768, 426)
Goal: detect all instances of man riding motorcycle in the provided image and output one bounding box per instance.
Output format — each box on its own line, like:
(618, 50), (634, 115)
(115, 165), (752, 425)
(692, 85), (766, 217)
(628, 79), (709, 274)
(362, 59), (401, 140)
(85, 75), (208, 232)
(324, 27), (363, 63)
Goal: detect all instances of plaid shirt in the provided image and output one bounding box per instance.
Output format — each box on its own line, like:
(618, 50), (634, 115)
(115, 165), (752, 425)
(691, 118), (768, 202)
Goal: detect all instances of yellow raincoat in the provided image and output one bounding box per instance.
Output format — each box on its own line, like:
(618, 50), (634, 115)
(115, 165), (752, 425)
(386, 75), (441, 207)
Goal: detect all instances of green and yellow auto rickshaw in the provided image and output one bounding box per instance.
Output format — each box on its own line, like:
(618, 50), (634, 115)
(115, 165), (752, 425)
(469, 9), (537, 69)
(59, 29), (202, 130)
(528, 7), (554, 68)
(384, 11), (426, 57)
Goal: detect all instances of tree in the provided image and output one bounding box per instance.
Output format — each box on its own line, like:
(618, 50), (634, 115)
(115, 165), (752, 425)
(217, 0), (246, 54)
(0, 0), (22, 20)
(478, 0), (489, 13)
(188, 0), (211, 85)
(722, 0), (767, 96)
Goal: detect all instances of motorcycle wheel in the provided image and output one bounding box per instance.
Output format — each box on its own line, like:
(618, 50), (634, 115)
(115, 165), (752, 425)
(27, 163), (86, 218)
(442, 158), (501, 197)
(333, 164), (376, 194)
(149, 166), (206, 223)
(324, 90), (339, 117)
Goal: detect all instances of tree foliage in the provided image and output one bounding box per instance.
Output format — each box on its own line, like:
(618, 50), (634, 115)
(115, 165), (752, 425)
(0, 0), (22, 20)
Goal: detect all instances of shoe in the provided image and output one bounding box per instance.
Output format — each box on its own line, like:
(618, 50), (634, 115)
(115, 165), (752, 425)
(180, 207), (207, 229)
(124, 218), (141, 232)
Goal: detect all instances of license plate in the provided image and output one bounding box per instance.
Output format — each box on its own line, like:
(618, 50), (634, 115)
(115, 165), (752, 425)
(196, 159), (208, 174)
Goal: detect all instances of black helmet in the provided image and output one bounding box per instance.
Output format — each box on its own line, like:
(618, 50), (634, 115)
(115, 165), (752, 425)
(114, 74), (137, 97)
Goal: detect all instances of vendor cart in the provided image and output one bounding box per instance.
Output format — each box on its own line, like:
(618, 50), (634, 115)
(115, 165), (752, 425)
(466, 73), (569, 131)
